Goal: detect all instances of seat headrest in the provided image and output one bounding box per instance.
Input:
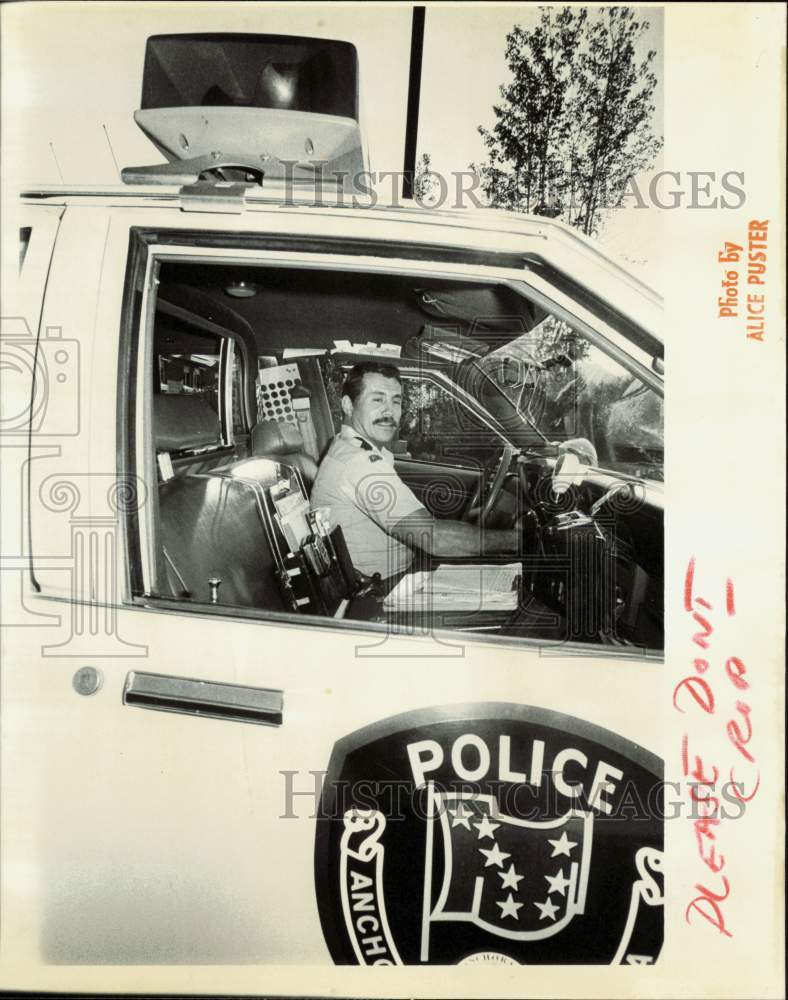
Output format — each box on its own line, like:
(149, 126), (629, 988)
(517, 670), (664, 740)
(154, 394), (221, 452)
(251, 419), (305, 457)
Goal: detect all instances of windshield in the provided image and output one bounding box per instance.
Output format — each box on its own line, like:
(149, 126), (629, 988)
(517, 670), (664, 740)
(482, 317), (664, 483)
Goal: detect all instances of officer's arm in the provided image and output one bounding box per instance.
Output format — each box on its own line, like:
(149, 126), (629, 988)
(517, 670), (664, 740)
(390, 509), (519, 558)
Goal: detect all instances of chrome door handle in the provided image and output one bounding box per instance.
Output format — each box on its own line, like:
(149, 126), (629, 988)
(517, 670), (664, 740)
(123, 671), (283, 727)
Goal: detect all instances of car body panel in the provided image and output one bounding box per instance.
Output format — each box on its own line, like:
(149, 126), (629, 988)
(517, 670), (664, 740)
(2, 187), (664, 969)
(1, 604), (662, 966)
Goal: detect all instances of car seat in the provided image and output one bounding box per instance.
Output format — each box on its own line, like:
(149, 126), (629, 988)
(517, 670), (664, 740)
(250, 419), (318, 492)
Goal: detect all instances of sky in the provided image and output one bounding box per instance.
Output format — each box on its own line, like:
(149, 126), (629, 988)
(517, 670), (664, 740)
(1, 2), (664, 276)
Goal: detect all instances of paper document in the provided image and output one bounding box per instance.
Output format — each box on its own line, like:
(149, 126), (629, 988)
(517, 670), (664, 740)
(383, 563), (520, 612)
(272, 491), (311, 550)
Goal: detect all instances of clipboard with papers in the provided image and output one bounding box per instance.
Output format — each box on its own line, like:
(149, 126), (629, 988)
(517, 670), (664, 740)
(270, 487), (312, 551)
(382, 563), (521, 613)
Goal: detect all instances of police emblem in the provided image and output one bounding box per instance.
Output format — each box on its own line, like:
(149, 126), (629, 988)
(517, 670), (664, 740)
(314, 704), (664, 965)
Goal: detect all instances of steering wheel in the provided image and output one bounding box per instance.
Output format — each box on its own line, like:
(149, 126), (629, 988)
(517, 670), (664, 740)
(466, 444), (516, 527)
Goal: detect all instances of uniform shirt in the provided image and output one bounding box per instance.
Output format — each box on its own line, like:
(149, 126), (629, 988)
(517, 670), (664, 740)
(312, 425), (426, 578)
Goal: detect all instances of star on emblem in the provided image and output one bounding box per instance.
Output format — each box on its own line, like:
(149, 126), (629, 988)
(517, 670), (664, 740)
(496, 893), (523, 921)
(474, 814), (500, 841)
(547, 831), (577, 858)
(497, 863), (524, 891)
(544, 868), (572, 896)
(449, 802), (474, 829)
(479, 842), (511, 868)
(534, 896), (560, 921)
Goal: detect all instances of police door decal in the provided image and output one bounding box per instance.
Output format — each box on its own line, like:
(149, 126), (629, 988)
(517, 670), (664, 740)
(314, 704), (663, 965)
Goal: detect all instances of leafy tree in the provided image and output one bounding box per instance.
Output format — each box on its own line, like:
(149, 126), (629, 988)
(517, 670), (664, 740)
(569, 7), (662, 234)
(473, 6), (662, 236)
(413, 152), (440, 205)
(475, 7), (586, 217)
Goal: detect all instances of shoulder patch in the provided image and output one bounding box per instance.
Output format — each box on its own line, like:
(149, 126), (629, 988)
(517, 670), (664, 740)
(368, 453), (383, 462)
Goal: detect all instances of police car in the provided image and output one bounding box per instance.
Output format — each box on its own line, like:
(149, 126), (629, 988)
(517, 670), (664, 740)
(1, 32), (664, 973)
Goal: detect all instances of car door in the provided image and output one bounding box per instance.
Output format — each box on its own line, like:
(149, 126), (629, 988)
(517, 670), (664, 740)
(3, 193), (664, 978)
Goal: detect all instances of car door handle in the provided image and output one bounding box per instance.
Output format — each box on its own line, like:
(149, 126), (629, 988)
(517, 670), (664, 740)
(123, 671), (283, 727)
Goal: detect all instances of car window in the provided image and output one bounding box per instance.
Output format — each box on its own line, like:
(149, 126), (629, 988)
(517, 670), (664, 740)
(124, 245), (663, 652)
(485, 316), (664, 482)
(399, 374), (498, 462)
(159, 349), (220, 401)
(154, 326), (248, 453)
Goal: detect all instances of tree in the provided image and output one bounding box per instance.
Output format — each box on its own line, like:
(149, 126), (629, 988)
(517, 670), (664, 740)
(474, 7), (586, 217)
(472, 6), (662, 237)
(569, 7), (662, 234)
(413, 152), (440, 205)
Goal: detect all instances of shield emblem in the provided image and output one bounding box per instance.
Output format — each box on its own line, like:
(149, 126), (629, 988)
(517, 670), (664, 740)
(422, 787), (593, 958)
(315, 703), (664, 965)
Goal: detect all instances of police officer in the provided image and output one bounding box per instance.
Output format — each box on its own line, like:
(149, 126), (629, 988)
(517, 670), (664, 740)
(312, 362), (521, 581)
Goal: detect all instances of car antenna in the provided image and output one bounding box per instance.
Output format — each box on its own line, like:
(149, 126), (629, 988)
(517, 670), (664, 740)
(102, 123), (121, 180)
(48, 142), (64, 183)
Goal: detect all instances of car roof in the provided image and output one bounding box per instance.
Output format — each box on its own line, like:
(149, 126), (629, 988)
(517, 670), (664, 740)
(16, 181), (632, 251)
(20, 182), (663, 346)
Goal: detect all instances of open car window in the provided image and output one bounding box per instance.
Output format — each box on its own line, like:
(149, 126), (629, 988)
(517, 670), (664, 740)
(126, 240), (663, 653)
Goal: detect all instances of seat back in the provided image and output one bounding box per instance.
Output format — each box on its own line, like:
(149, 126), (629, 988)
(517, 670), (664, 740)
(153, 392), (239, 475)
(250, 419), (318, 491)
(158, 471), (289, 611)
(158, 447), (353, 615)
(154, 393), (221, 451)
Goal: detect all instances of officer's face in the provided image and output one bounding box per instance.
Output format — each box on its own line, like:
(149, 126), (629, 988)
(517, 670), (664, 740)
(343, 373), (403, 447)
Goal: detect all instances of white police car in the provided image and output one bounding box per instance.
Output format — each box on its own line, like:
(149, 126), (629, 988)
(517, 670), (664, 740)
(1, 32), (664, 975)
